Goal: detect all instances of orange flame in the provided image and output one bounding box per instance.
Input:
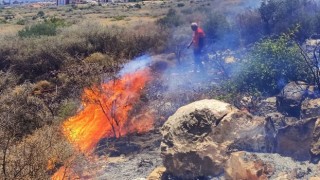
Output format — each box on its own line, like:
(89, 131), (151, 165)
(64, 68), (154, 153)
(52, 68), (154, 179)
(51, 165), (79, 180)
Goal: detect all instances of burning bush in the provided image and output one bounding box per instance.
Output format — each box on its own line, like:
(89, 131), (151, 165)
(62, 68), (154, 153)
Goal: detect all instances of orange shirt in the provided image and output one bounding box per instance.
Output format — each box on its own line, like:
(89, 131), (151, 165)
(192, 28), (205, 48)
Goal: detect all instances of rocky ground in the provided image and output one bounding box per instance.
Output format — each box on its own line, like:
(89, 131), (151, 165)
(81, 55), (320, 180)
(256, 153), (319, 179)
(97, 146), (162, 180)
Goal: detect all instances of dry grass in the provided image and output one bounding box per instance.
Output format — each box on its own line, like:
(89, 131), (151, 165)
(0, 24), (24, 35)
(0, 0), (184, 34)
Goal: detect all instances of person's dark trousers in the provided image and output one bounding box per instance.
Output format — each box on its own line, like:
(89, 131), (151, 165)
(193, 48), (205, 72)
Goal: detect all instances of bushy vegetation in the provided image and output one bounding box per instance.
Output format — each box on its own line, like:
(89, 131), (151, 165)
(18, 17), (67, 37)
(202, 12), (230, 44)
(206, 0), (320, 47)
(156, 8), (184, 28)
(232, 34), (312, 94)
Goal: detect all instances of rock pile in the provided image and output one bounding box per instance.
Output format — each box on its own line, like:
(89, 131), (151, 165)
(160, 81), (320, 179)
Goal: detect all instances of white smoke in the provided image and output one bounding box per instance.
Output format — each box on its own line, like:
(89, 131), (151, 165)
(118, 55), (152, 76)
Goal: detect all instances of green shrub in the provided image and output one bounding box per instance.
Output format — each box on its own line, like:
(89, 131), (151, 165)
(16, 19), (26, 25)
(18, 23), (57, 37)
(234, 35), (312, 95)
(177, 3), (185, 7)
(4, 14), (14, 20)
(37, 10), (45, 17)
(134, 3), (141, 9)
(0, 18), (6, 24)
(202, 12), (231, 45)
(18, 17), (66, 38)
(156, 8), (183, 28)
(46, 16), (67, 27)
(112, 15), (126, 21)
(258, 0), (320, 41)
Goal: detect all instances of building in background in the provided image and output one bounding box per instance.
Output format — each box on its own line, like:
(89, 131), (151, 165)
(56, 0), (68, 5)
(56, 0), (129, 5)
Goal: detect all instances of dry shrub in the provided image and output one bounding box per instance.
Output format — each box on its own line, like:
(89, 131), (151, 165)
(0, 70), (18, 94)
(84, 52), (105, 64)
(0, 83), (53, 138)
(0, 21), (169, 82)
(0, 124), (77, 179)
(33, 80), (53, 95)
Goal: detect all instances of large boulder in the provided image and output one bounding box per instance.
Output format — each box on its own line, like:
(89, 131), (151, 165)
(160, 99), (271, 178)
(276, 81), (309, 117)
(275, 118), (318, 161)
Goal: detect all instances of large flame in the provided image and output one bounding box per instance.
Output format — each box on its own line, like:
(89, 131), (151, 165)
(64, 68), (154, 153)
(52, 68), (154, 179)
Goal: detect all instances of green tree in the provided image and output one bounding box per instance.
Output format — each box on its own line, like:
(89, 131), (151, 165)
(234, 35), (312, 94)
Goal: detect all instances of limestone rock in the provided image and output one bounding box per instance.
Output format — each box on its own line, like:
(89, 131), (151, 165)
(225, 151), (272, 180)
(147, 166), (166, 180)
(276, 81), (309, 117)
(265, 113), (286, 132)
(301, 98), (320, 119)
(160, 99), (270, 178)
(226, 152), (320, 180)
(256, 97), (278, 116)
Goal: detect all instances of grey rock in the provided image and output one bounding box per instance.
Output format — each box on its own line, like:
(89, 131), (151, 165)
(275, 118), (318, 161)
(301, 98), (320, 119)
(257, 97), (278, 116)
(276, 81), (309, 117)
(266, 112), (286, 132)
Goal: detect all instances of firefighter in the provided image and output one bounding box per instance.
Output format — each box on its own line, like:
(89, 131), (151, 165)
(187, 22), (206, 72)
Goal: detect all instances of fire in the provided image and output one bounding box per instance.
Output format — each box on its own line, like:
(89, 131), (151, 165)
(64, 68), (154, 153)
(52, 68), (154, 179)
(51, 165), (79, 180)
